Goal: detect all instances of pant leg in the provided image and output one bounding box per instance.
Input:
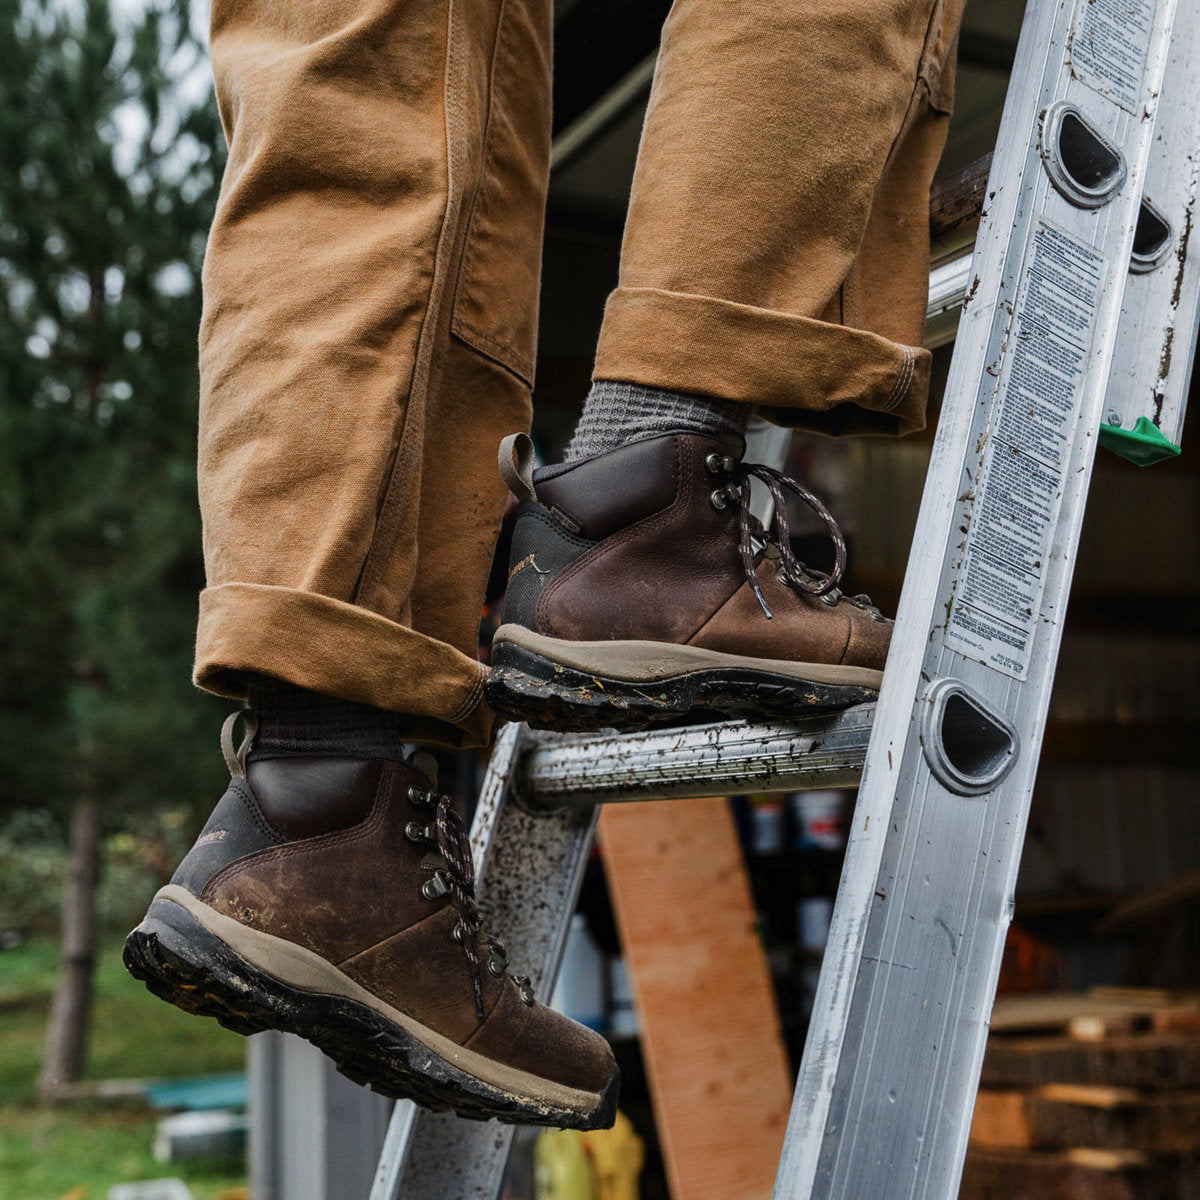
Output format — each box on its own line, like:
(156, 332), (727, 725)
(194, 0), (551, 748)
(594, 0), (965, 437)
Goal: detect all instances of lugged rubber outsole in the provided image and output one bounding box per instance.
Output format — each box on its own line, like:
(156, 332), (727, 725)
(122, 896), (617, 1129)
(485, 640), (880, 733)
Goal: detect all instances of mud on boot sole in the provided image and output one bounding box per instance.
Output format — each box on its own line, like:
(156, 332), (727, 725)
(485, 635), (881, 733)
(123, 889), (617, 1129)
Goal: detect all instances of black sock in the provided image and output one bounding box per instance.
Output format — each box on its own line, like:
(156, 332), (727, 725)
(244, 674), (406, 762)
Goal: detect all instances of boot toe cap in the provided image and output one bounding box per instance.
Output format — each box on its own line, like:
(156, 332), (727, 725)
(467, 981), (618, 1099)
(842, 608), (893, 671)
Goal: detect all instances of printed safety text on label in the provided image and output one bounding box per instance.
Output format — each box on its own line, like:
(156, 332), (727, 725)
(944, 222), (1105, 678)
(1070, 0), (1155, 113)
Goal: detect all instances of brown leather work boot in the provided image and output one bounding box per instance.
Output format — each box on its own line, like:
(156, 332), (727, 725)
(485, 431), (891, 732)
(123, 723), (619, 1128)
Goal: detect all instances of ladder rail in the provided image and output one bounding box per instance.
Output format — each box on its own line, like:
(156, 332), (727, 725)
(1103, 0), (1200, 458)
(775, 0), (1184, 1195)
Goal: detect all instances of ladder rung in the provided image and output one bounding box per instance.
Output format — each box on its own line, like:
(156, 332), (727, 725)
(514, 703), (874, 808)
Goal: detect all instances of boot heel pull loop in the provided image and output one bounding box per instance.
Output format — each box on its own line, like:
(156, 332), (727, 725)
(220, 709), (259, 778)
(499, 433), (537, 502)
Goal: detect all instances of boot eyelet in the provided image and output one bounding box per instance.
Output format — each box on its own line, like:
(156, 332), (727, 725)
(722, 455), (736, 473)
(705, 453), (724, 475)
(710, 489), (729, 511)
(487, 953), (507, 978)
(421, 870), (450, 901)
(724, 484), (741, 503)
(820, 590), (840, 607)
(870, 608), (887, 623)
(452, 922), (466, 944)
(407, 785), (430, 806)
(513, 975), (535, 1006)
(404, 821), (426, 844)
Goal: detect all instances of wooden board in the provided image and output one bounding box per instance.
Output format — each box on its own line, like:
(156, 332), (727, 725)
(599, 797), (792, 1200)
(972, 1087), (1200, 1153)
(990, 990), (1200, 1038)
(981, 1033), (1200, 1090)
(960, 1147), (1200, 1200)
(930, 152), (992, 238)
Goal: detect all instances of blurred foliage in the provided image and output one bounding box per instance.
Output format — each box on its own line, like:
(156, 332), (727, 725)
(0, 0), (231, 829)
(0, 805), (199, 936)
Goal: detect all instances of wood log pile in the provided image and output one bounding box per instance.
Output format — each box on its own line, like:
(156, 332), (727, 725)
(962, 988), (1200, 1199)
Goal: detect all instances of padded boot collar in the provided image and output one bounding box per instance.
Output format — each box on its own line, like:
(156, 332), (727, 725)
(532, 431), (740, 541)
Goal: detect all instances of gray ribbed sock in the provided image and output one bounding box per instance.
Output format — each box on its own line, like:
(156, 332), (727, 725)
(245, 674), (406, 762)
(563, 380), (749, 462)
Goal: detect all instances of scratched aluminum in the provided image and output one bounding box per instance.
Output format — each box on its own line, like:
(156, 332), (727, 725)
(773, 0), (1185, 1197)
(1105, 0), (1200, 451)
(515, 706), (873, 808)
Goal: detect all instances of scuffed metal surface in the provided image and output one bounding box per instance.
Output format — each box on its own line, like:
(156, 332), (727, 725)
(516, 706), (874, 808)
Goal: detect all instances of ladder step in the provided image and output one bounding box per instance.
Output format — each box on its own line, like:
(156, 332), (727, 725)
(515, 703), (874, 808)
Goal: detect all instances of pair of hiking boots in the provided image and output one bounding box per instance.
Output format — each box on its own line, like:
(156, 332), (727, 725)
(124, 432), (891, 1130)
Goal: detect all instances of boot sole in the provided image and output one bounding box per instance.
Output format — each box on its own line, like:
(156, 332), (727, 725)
(486, 625), (882, 733)
(123, 885), (617, 1129)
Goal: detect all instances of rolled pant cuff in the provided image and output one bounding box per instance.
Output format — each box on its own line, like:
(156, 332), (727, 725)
(194, 583), (495, 749)
(594, 286), (930, 437)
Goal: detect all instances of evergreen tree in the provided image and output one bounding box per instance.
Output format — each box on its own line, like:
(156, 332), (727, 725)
(0, 0), (228, 1088)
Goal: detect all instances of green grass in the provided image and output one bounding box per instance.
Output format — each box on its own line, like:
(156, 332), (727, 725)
(1, 937), (248, 1200)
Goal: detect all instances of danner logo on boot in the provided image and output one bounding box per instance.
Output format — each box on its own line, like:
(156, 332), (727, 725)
(508, 553), (550, 584)
(195, 830), (228, 847)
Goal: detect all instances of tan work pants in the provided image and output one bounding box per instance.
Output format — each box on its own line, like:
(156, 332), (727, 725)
(195, 0), (965, 748)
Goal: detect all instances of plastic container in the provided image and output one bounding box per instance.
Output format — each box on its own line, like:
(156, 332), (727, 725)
(791, 789), (848, 851)
(747, 793), (785, 855)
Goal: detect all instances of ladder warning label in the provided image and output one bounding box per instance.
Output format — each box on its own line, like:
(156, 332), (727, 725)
(1070, 0), (1155, 113)
(944, 223), (1105, 679)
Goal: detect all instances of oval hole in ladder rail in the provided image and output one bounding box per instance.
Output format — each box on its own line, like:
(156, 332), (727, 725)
(1130, 197), (1173, 274)
(921, 679), (1019, 797)
(1040, 102), (1127, 209)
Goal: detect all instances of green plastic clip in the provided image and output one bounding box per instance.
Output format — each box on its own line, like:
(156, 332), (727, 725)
(1098, 415), (1182, 466)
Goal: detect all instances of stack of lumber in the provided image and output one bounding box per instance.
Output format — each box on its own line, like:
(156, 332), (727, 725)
(962, 988), (1200, 1199)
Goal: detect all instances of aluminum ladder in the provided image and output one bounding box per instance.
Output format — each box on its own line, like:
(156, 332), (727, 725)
(370, 0), (1200, 1194)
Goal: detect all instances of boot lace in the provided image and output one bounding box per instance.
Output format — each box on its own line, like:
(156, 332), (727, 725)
(406, 784), (533, 1020)
(706, 451), (880, 621)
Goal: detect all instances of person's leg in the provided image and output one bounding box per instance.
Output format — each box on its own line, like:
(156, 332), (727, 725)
(486, 0), (965, 732)
(126, 0), (618, 1128)
(596, 0), (962, 436)
(193, 0), (550, 751)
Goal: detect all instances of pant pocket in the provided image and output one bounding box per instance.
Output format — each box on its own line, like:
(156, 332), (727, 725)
(450, 0), (551, 387)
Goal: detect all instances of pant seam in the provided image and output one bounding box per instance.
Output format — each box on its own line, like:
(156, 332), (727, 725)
(451, 315), (534, 381)
(449, 0), (538, 384)
(447, 662), (487, 724)
(879, 345), (916, 413)
(354, 0), (463, 609)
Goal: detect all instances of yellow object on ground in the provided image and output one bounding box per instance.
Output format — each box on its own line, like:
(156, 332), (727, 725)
(534, 1110), (645, 1200)
(585, 1110), (645, 1200)
(535, 1126), (595, 1199)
